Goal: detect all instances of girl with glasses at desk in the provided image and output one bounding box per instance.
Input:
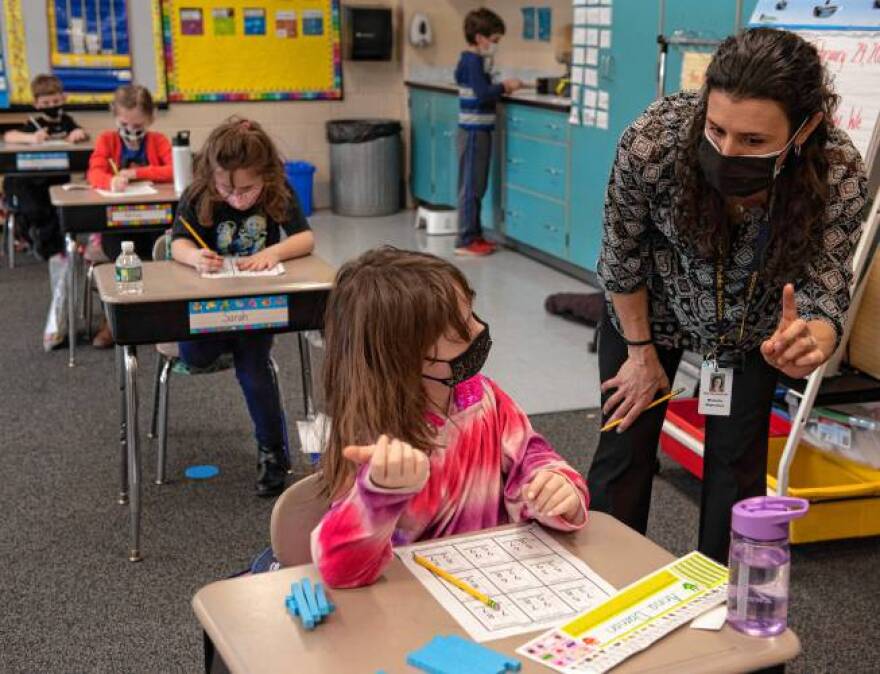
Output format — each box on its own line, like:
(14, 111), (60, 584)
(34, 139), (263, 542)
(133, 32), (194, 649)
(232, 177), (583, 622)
(171, 117), (315, 497)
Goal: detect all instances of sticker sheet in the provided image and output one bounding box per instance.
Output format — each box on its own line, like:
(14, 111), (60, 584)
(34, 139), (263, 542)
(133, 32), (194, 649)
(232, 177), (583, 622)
(395, 524), (614, 642)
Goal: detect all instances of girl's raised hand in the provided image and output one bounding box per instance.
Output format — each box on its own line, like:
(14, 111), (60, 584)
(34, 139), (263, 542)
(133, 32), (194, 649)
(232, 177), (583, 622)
(343, 435), (430, 490)
(525, 470), (584, 522)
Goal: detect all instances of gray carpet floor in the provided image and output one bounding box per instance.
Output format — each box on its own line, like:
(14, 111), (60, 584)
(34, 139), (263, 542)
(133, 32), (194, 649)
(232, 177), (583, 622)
(1, 258), (878, 673)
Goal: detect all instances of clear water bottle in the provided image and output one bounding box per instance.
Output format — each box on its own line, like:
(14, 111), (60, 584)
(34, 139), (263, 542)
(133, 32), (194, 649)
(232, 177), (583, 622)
(115, 241), (143, 295)
(727, 496), (809, 637)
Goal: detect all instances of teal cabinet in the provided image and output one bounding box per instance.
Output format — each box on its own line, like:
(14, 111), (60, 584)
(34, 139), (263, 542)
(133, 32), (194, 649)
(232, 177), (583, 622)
(502, 103), (570, 258)
(408, 86), (498, 230)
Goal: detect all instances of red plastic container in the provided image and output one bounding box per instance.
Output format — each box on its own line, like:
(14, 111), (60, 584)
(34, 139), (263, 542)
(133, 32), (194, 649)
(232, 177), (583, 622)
(660, 398), (792, 479)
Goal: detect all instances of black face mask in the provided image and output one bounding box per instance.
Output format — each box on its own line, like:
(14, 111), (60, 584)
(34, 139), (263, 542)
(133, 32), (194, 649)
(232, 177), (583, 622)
(697, 119), (807, 198)
(422, 316), (492, 388)
(40, 105), (63, 120)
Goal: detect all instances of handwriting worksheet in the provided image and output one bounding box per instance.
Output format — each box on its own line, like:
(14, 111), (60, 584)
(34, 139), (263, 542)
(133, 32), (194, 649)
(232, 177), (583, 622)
(395, 524), (614, 642)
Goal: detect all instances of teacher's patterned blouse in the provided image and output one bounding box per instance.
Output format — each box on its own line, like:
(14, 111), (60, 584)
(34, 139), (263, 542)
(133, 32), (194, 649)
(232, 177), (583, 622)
(597, 92), (867, 355)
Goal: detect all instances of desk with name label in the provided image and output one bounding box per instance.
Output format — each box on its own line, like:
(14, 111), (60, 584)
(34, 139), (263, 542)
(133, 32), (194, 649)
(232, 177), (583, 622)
(49, 182), (180, 367)
(193, 516), (801, 674)
(2, 140), (93, 268)
(94, 257), (335, 561)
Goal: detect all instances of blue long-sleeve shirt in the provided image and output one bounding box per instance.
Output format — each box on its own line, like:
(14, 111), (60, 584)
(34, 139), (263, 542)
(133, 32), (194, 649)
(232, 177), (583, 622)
(455, 51), (504, 130)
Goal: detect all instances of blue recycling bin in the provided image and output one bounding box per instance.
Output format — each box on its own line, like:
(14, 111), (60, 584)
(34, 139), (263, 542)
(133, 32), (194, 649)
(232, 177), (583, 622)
(285, 161), (316, 216)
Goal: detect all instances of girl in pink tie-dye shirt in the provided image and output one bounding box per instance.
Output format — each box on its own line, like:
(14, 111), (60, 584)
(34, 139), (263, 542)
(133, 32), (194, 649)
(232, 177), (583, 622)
(311, 247), (589, 588)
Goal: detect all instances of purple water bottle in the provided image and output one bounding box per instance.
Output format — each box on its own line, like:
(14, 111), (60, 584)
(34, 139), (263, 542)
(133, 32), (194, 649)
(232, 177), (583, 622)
(727, 496), (809, 637)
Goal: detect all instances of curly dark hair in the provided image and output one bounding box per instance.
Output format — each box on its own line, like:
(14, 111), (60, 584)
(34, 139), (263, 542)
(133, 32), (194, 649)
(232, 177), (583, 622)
(676, 28), (846, 281)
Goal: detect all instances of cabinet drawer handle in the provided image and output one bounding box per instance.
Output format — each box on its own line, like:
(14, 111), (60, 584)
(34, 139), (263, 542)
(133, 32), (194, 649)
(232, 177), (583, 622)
(545, 123), (561, 131)
(442, 131), (454, 137)
(507, 158), (524, 165)
(505, 210), (520, 218)
(545, 168), (562, 176)
(543, 224), (559, 233)
(509, 116), (522, 123)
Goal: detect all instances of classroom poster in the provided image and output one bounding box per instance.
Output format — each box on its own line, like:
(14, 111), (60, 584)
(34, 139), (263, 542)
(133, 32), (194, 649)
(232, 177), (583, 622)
(750, 2), (880, 158)
(161, 0), (342, 102)
(47, 0), (134, 98)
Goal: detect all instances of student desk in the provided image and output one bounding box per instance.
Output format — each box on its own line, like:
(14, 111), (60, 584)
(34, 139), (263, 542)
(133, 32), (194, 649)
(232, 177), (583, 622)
(1, 140), (93, 268)
(94, 257), (335, 561)
(49, 183), (180, 367)
(192, 515), (801, 674)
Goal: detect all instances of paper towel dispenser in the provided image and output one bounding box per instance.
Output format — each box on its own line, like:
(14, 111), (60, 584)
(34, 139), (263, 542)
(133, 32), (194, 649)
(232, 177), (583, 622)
(343, 6), (393, 61)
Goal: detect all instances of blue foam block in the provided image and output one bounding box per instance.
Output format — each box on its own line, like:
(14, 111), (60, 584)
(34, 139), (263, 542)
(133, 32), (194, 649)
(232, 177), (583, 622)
(315, 582), (333, 617)
(184, 464), (220, 479)
(292, 580), (315, 629)
(407, 635), (521, 674)
(301, 578), (320, 620)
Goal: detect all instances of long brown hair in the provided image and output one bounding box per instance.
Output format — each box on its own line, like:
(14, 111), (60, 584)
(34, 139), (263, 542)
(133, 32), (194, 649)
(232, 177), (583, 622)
(187, 116), (291, 227)
(676, 28), (846, 280)
(321, 247), (475, 498)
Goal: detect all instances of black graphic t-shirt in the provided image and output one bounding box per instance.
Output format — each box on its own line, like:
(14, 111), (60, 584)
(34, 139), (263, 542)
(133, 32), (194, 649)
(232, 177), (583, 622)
(22, 112), (80, 139)
(171, 185), (310, 256)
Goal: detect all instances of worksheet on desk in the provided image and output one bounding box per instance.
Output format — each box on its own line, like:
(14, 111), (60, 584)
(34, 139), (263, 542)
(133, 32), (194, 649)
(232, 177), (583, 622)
(201, 257), (285, 278)
(95, 183), (158, 198)
(395, 524), (614, 642)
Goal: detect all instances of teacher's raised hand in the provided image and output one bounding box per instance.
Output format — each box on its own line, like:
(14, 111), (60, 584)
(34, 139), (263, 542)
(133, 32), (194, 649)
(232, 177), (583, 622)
(761, 284), (832, 379)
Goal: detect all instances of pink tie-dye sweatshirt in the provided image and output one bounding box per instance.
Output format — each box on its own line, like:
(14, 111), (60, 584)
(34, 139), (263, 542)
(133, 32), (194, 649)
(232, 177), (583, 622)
(311, 375), (589, 588)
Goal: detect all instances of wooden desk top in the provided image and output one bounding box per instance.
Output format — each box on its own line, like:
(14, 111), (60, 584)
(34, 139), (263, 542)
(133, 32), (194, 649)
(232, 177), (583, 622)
(94, 257), (336, 305)
(192, 513), (800, 674)
(49, 182), (179, 207)
(0, 140), (93, 153)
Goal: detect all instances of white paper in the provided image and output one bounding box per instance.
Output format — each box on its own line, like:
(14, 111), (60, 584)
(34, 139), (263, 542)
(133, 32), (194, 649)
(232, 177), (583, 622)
(574, 7), (587, 24)
(599, 7), (613, 25)
(201, 257), (286, 279)
(602, 0), (613, 4)
(583, 108), (597, 127)
(95, 183), (158, 198)
(395, 524), (614, 643)
(583, 89), (598, 109)
(573, 27), (587, 44)
(573, 47), (586, 65)
(598, 90), (610, 110)
(571, 66), (585, 85)
(570, 84), (582, 106)
(600, 29), (612, 48)
(690, 604), (728, 631)
(596, 110), (609, 129)
(568, 106), (581, 126)
(586, 28), (600, 46)
(585, 47), (599, 66)
(586, 7), (601, 24)
(584, 68), (598, 87)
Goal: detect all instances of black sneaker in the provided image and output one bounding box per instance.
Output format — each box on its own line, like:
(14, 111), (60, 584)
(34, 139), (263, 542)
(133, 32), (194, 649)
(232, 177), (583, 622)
(255, 444), (289, 497)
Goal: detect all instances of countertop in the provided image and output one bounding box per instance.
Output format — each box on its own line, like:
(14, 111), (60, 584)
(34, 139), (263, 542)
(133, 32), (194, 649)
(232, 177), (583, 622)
(405, 79), (570, 112)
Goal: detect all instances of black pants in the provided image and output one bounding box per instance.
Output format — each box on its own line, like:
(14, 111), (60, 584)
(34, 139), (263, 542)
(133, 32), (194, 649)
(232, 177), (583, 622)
(587, 313), (779, 563)
(3, 174), (68, 259)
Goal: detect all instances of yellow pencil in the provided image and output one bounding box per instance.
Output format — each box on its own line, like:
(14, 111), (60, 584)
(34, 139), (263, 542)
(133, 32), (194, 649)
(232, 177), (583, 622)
(179, 215), (210, 250)
(412, 554), (500, 610)
(108, 158), (120, 176)
(600, 387), (686, 433)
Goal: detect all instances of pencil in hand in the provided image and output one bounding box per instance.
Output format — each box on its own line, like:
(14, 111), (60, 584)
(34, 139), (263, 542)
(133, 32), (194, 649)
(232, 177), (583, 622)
(178, 215), (210, 250)
(600, 387), (686, 433)
(108, 158), (120, 176)
(413, 553), (500, 610)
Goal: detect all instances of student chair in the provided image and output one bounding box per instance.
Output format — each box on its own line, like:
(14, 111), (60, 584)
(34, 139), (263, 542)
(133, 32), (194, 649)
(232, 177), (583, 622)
(270, 472), (329, 566)
(148, 232), (319, 483)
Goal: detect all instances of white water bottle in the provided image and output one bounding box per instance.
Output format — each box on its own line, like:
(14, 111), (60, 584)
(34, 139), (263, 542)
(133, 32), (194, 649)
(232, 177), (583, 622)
(172, 130), (193, 194)
(115, 241), (143, 295)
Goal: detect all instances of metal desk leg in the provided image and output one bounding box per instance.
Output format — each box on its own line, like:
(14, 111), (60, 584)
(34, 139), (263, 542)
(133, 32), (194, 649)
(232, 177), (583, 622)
(124, 345), (143, 562)
(66, 233), (78, 367)
(116, 345), (129, 505)
(297, 332), (316, 419)
(6, 212), (15, 269)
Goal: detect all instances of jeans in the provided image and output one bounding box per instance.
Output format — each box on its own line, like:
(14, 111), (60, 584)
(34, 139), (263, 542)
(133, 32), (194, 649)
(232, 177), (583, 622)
(587, 312), (779, 563)
(456, 128), (492, 247)
(178, 333), (286, 450)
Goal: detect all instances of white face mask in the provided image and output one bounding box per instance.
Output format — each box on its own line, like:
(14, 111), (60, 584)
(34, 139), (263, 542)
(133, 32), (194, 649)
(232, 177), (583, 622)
(481, 42), (497, 57)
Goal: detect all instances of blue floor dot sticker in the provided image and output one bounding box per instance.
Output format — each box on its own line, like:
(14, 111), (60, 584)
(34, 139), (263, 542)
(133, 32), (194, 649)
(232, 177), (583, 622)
(185, 465), (220, 480)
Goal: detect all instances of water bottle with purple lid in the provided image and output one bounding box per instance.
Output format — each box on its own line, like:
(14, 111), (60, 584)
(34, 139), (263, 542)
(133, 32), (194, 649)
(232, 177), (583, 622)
(727, 496), (809, 637)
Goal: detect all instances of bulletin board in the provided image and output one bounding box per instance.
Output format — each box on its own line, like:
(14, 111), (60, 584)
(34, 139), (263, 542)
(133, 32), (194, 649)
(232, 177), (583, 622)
(0, 0), (167, 107)
(161, 0), (342, 103)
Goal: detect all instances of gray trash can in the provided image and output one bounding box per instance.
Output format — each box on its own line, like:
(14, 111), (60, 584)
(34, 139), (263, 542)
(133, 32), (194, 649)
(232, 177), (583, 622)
(327, 119), (401, 216)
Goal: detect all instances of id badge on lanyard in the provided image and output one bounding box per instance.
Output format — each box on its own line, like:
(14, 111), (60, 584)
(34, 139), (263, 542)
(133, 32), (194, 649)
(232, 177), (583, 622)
(699, 357), (733, 416)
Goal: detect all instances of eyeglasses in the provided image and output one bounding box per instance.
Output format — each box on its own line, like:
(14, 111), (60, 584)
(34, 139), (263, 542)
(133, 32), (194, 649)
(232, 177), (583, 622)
(215, 182), (262, 198)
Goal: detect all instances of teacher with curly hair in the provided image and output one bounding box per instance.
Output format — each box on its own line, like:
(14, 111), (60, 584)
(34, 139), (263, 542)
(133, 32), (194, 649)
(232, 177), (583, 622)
(588, 28), (867, 562)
